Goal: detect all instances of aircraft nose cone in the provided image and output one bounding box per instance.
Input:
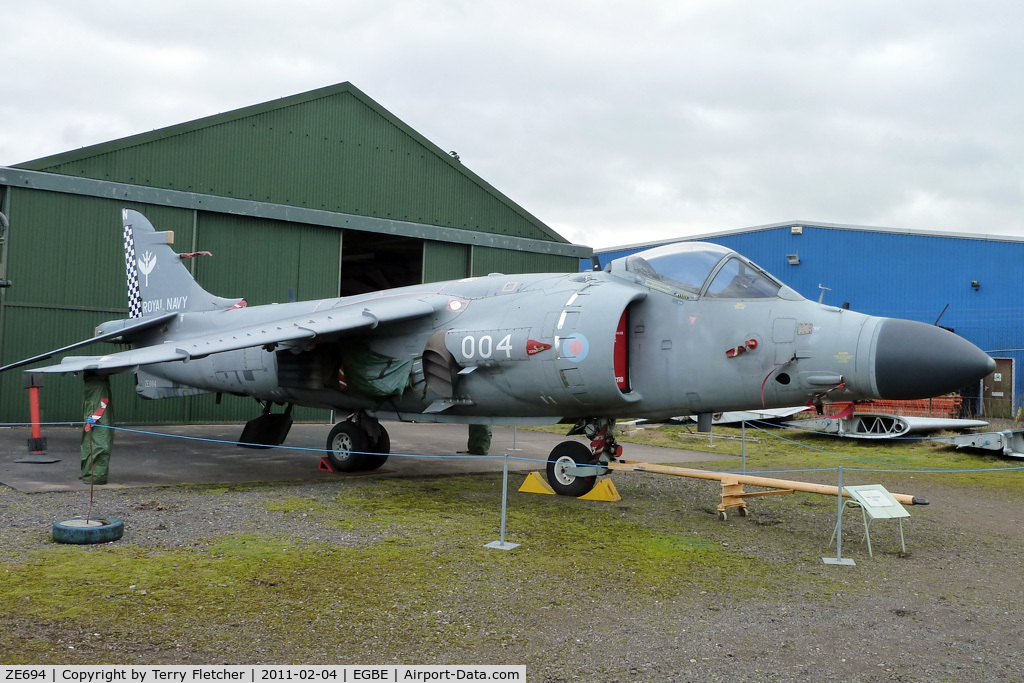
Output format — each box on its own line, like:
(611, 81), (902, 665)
(874, 319), (996, 399)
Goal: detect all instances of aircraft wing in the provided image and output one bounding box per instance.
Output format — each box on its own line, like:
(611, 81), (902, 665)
(0, 312), (179, 373)
(18, 295), (442, 375)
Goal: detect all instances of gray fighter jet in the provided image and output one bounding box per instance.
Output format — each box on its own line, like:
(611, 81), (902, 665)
(2, 210), (995, 495)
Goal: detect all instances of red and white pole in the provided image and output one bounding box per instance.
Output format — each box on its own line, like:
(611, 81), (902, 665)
(25, 373), (46, 453)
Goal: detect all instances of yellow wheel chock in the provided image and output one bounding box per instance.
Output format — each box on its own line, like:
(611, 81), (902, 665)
(519, 471), (621, 502)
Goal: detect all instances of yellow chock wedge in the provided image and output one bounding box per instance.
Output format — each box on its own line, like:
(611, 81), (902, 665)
(579, 478), (621, 502)
(519, 471), (556, 495)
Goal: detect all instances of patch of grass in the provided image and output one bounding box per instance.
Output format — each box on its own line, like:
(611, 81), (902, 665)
(1, 474), (847, 663)
(178, 481), (304, 495)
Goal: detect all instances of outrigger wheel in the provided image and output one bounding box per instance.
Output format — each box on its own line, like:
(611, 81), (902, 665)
(545, 441), (599, 497)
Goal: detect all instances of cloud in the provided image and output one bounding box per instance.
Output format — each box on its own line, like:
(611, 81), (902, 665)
(2, 0), (1023, 247)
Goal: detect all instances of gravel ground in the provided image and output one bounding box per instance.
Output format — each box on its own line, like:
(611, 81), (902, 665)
(2, 461), (1023, 681)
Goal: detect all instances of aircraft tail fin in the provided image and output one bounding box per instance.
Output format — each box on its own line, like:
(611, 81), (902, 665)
(123, 209), (245, 317)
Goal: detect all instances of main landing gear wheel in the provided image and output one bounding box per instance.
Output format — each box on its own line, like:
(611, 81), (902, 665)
(52, 517), (124, 544)
(546, 441), (598, 497)
(363, 425), (391, 472)
(326, 421), (391, 472)
(326, 422), (370, 472)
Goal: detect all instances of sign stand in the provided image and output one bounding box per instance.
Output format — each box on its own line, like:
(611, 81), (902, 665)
(829, 484), (910, 558)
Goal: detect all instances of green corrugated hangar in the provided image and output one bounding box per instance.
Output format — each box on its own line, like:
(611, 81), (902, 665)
(0, 82), (589, 424)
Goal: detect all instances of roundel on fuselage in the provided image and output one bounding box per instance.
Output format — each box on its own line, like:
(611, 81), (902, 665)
(560, 333), (589, 362)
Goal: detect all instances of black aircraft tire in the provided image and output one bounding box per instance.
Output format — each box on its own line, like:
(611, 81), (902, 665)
(326, 422), (369, 472)
(546, 441), (598, 497)
(362, 426), (391, 471)
(52, 517), (124, 545)
(362, 453), (390, 471)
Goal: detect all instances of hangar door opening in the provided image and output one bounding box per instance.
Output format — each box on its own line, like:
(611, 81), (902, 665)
(340, 231), (423, 296)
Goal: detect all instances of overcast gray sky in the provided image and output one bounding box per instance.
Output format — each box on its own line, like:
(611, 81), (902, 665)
(2, 0), (1021, 248)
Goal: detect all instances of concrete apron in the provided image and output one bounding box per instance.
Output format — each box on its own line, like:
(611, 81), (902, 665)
(0, 422), (733, 493)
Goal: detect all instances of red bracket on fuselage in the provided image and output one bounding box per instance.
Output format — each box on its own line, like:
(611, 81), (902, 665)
(726, 339), (759, 358)
(527, 339), (551, 355)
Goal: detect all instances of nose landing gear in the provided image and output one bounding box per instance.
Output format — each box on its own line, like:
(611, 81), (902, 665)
(544, 417), (621, 496)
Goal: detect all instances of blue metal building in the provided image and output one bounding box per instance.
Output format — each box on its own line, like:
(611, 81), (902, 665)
(587, 221), (1022, 418)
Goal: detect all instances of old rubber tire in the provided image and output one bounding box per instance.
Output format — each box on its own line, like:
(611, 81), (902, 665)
(326, 422), (369, 472)
(52, 517), (124, 544)
(546, 441), (598, 497)
(363, 425), (391, 471)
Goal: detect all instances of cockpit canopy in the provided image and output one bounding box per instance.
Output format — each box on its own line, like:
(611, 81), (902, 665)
(614, 242), (800, 300)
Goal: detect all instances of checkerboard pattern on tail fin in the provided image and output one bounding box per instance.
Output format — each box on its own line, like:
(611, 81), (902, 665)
(123, 219), (143, 318)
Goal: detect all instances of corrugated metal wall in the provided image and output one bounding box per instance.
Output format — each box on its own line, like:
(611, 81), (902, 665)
(1, 83), (585, 424)
(194, 214), (340, 305)
(0, 194), (338, 424)
(592, 224), (1024, 415)
(423, 242), (469, 283)
(22, 84), (562, 244)
(471, 247), (578, 277)
(0, 191), (185, 423)
(705, 227), (1014, 333)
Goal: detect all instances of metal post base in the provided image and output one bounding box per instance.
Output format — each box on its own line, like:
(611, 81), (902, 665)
(822, 557), (856, 566)
(14, 455), (60, 464)
(485, 541), (520, 551)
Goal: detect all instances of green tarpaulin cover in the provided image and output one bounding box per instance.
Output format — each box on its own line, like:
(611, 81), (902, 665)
(340, 345), (412, 398)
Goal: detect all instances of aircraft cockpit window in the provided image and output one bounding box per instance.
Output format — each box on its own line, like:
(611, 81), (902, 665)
(626, 243), (731, 295)
(705, 257), (782, 299)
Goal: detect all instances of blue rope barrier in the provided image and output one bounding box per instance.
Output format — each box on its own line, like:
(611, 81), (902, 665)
(3, 421), (1023, 476)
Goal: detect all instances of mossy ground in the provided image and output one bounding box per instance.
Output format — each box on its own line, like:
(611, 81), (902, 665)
(1, 424), (1022, 668)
